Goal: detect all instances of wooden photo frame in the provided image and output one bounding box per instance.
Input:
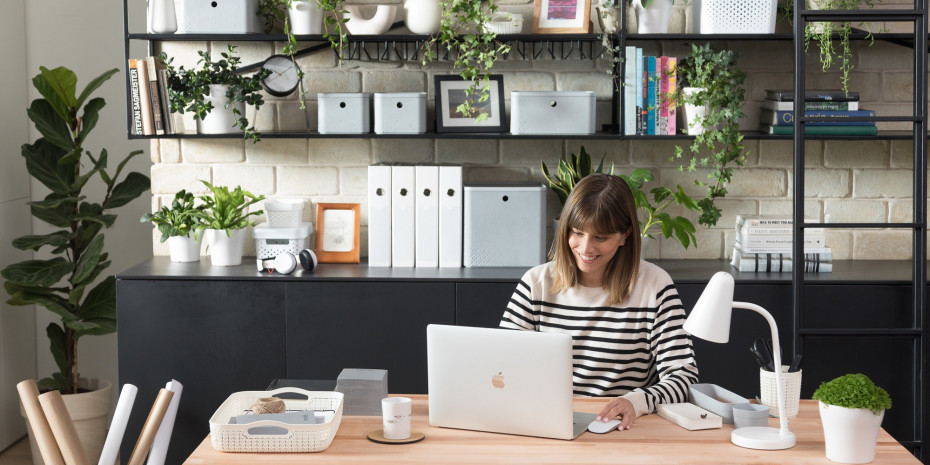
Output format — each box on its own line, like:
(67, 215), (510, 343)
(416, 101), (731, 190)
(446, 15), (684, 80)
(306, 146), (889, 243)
(434, 75), (506, 133)
(533, 0), (592, 33)
(315, 203), (361, 263)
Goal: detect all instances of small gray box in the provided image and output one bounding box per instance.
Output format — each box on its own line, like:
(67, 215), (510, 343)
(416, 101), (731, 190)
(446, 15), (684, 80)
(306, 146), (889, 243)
(374, 92), (426, 134)
(510, 91), (596, 135)
(464, 183), (546, 267)
(318, 93), (372, 134)
(334, 368), (388, 416)
(177, 0), (262, 34)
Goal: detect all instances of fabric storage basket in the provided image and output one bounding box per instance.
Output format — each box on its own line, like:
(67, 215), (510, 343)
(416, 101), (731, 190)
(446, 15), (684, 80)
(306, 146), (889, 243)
(253, 222), (312, 259)
(510, 91), (596, 135)
(264, 199), (305, 228)
(318, 92), (372, 134)
(692, 0), (777, 34)
(374, 92), (427, 134)
(209, 388), (344, 453)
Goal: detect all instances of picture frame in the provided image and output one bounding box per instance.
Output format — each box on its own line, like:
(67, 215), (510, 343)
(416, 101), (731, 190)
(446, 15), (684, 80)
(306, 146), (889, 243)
(315, 203), (361, 263)
(532, 0), (592, 33)
(434, 75), (506, 133)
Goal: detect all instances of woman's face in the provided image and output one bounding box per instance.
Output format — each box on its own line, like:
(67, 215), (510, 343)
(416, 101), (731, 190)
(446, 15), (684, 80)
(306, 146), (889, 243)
(568, 227), (629, 287)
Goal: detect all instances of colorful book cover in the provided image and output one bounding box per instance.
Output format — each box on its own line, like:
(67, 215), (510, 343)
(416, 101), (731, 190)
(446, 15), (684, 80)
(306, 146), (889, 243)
(657, 56), (668, 135)
(624, 46), (637, 136)
(637, 49), (644, 135)
(646, 56), (656, 135)
(666, 57), (677, 135)
(763, 100), (859, 111)
(759, 124), (879, 136)
(760, 109), (876, 126)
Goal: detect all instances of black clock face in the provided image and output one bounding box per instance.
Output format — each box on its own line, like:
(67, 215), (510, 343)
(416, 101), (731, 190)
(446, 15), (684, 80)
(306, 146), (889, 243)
(262, 55), (300, 97)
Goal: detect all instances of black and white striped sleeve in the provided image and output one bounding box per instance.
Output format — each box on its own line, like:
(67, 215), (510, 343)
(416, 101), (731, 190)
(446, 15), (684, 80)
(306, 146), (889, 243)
(500, 278), (538, 331)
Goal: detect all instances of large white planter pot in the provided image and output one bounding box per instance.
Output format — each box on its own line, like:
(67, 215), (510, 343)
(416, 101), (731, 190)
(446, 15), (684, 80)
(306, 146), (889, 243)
(288, 0), (324, 34)
(632, 0), (672, 33)
(680, 87), (709, 136)
(819, 402), (885, 464)
(404, 0), (441, 34)
(205, 228), (246, 266)
(20, 379), (113, 465)
(168, 234), (202, 262)
(196, 85), (245, 135)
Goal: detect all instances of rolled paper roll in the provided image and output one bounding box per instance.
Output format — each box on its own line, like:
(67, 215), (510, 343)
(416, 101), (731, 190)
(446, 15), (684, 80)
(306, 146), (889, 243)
(127, 388), (174, 465)
(16, 380), (65, 465)
(99, 383), (138, 465)
(251, 397), (286, 414)
(37, 390), (91, 465)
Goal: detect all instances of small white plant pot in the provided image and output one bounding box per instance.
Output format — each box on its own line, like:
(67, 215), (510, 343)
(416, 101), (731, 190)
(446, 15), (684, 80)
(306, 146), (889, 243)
(819, 402), (885, 464)
(632, 0), (672, 34)
(597, 7), (621, 33)
(680, 87), (709, 136)
(167, 234), (202, 262)
(288, 0), (324, 34)
(344, 5), (398, 35)
(404, 0), (441, 34)
(205, 228), (246, 266)
(149, 0), (178, 33)
(196, 85), (245, 135)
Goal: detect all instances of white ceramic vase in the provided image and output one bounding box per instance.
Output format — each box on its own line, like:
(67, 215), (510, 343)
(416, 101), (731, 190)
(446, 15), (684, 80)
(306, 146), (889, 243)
(150, 0), (178, 34)
(597, 7), (621, 33)
(205, 228), (246, 266)
(404, 0), (441, 34)
(632, 0), (672, 33)
(288, 0), (324, 34)
(344, 5), (398, 35)
(679, 87), (709, 136)
(196, 85), (244, 135)
(168, 234), (202, 262)
(819, 402), (885, 464)
(21, 379), (113, 465)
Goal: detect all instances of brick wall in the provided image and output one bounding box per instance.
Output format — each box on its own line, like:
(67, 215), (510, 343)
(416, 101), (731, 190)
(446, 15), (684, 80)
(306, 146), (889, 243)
(148, 1), (928, 260)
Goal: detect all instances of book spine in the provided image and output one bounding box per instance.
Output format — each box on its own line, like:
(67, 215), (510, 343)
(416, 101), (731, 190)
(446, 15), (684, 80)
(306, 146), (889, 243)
(763, 100), (859, 111)
(761, 109), (876, 126)
(157, 68), (174, 134)
(760, 124), (879, 136)
(736, 231), (826, 247)
(765, 90), (860, 102)
(646, 56), (656, 135)
(145, 57), (166, 136)
(637, 49), (644, 135)
(135, 58), (155, 136)
(624, 46), (637, 136)
(733, 254), (834, 273)
(735, 243), (832, 254)
(735, 215), (794, 227)
(127, 59), (143, 136)
(666, 57), (676, 136)
(740, 226), (825, 235)
(657, 56), (669, 136)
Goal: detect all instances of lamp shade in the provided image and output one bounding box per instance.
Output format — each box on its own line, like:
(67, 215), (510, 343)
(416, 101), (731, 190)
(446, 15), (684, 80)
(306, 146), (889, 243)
(684, 271), (735, 343)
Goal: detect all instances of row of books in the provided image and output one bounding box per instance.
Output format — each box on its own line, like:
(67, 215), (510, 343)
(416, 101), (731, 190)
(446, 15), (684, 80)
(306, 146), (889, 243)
(731, 215), (833, 273)
(127, 56), (174, 136)
(758, 89), (877, 136)
(622, 47), (677, 136)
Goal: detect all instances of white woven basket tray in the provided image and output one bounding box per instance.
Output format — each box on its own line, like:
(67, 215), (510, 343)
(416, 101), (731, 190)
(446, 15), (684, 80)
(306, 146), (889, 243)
(209, 388), (344, 453)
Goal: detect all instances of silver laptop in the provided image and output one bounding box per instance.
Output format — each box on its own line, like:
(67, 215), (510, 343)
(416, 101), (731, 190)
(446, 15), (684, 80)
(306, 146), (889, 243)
(426, 324), (594, 440)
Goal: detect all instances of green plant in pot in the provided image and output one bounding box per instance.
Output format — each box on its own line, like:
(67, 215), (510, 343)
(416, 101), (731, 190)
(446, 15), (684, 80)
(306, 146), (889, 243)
(813, 373), (892, 463)
(673, 42), (747, 228)
(140, 190), (206, 262)
(2, 63), (150, 407)
(198, 181), (265, 267)
(257, 0), (311, 112)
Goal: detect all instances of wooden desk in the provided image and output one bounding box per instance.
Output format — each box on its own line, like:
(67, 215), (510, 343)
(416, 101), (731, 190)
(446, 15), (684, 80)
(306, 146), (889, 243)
(184, 397), (919, 464)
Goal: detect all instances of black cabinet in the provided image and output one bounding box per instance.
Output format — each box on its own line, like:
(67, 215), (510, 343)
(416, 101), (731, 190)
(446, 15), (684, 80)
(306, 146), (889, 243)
(455, 282), (517, 328)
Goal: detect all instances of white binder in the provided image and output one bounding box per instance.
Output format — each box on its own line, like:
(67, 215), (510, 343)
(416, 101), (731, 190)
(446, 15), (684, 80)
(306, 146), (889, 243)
(438, 166), (463, 268)
(367, 165), (392, 267)
(415, 165), (440, 268)
(391, 165), (416, 267)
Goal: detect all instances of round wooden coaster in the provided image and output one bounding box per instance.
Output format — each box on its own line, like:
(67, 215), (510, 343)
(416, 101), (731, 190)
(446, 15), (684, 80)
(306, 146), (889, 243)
(367, 430), (426, 445)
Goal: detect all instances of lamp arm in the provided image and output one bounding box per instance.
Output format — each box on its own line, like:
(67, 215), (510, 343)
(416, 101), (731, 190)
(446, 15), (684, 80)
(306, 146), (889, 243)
(732, 301), (791, 435)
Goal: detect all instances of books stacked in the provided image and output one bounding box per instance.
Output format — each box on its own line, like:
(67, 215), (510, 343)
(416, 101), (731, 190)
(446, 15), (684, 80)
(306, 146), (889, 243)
(759, 89), (877, 136)
(623, 46), (677, 136)
(127, 56), (174, 136)
(731, 215), (833, 273)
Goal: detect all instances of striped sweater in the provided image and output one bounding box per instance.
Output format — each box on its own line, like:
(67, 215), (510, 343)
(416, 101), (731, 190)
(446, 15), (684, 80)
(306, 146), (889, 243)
(500, 261), (699, 418)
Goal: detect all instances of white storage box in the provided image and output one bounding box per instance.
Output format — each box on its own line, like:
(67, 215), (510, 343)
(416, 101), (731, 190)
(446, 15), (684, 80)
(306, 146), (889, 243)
(374, 92), (427, 134)
(253, 222), (312, 259)
(510, 91), (596, 135)
(177, 0), (262, 34)
(318, 93), (372, 134)
(464, 183), (546, 267)
(209, 388), (343, 453)
(264, 199), (305, 228)
(692, 0), (777, 34)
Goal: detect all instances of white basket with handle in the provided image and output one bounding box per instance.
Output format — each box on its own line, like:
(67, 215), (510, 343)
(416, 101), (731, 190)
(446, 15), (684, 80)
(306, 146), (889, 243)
(209, 388), (344, 453)
(693, 0), (777, 34)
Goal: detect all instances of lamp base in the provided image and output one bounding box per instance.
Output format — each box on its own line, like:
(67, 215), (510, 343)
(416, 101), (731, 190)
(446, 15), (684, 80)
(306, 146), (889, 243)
(731, 426), (796, 450)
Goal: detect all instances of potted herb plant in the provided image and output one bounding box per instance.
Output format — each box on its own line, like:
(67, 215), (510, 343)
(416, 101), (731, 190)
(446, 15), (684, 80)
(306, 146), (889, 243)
(673, 42), (747, 228)
(161, 45), (270, 142)
(3, 66), (150, 462)
(198, 181), (265, 266)
(141, 189), (206, 262)
(813, 373), (892, 464)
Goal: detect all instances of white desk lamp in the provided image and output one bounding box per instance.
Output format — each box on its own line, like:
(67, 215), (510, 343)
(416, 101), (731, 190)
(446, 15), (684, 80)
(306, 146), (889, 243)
(683, 271), (797, 450)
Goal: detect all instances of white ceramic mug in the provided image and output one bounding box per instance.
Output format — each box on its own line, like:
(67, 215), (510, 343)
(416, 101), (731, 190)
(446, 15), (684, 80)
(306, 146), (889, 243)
(382, 397), (412, 440)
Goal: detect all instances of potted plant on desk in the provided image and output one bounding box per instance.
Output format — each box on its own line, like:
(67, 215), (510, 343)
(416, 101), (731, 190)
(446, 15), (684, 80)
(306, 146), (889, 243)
(198, 181), (265, 266)
(813, 373), (892, 464)
(141, 189), (206, 262)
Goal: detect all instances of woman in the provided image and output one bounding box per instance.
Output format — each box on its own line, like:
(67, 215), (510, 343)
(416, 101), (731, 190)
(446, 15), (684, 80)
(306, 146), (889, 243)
(500, 173), (698, 431)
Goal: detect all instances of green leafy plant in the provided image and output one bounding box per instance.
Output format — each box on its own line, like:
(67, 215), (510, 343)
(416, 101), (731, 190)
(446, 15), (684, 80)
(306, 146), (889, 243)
(673, 43), (747, 227)
(140, 190), (206, 242)
(1, 66), (151, 394)
(161, 45), (270, 142)
(813, 373), (892, 414)
(541, 146), (614, 206)
(618, 168), (699, 249)
(319, 0), (349, 64)
(257, 0), (310, 110)
(198, 181), (266, 233)
(803, 0), (878, 96)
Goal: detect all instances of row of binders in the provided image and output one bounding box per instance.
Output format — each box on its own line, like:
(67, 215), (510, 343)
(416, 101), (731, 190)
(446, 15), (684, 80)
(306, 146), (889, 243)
(622, 46), (677, 136)
(368, 165), (463, 268)
(128, 57), (172, 136)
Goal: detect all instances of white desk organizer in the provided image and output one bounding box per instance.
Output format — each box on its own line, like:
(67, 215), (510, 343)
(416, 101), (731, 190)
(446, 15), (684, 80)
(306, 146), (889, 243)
(463, 183), (546, 267)
(510, 91), (596, 135)
(374, 92), (427, 134)
(318, 93), (372, 134)
(177, 0), (262, 34)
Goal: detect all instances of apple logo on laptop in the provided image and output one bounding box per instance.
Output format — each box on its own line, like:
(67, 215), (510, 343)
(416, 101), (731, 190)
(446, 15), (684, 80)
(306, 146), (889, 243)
(491, 371), (505, 388)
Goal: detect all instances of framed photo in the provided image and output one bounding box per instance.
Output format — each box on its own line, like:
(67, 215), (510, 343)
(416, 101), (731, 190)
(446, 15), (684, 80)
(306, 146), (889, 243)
(434, 75), (506, 133)
(533, 0), (592, 33)
(315, 203), (360, 263)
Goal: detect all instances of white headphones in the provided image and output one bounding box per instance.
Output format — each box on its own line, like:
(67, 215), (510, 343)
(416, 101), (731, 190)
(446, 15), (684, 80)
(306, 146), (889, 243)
(257, 249), (318, 274)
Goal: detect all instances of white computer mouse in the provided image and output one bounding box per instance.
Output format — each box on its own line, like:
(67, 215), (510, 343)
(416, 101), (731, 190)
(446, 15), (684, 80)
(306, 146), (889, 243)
(587, 418), (622, 434)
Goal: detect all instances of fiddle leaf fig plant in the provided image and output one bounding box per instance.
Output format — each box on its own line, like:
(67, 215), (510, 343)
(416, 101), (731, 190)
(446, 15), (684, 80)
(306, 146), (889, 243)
(198, 181), (265, 234)
(1, 66), (151, 394)
(140, 190), (206, 242)
(619, 168), (699, 249)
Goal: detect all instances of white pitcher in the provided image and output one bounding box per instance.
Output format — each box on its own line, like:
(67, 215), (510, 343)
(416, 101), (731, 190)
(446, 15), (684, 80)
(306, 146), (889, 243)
(288, 0), (324, 35)
(404, 0), (441, 34)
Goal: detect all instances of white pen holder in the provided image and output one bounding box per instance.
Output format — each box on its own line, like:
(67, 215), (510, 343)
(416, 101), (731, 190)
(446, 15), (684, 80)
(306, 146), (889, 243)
(759, 366), (802, 418)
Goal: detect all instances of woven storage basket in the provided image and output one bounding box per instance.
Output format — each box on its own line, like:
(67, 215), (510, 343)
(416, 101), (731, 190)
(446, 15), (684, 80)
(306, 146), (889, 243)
(695, 0), (777, 34)
(759, 366), (802, 418)
(209, 388), (344, 453)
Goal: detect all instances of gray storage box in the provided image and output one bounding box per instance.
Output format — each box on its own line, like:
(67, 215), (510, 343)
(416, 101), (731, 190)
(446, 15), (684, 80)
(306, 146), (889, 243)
(318, 92), (372, 134)
(374, 92), (427, 134)
(510, 91), (596, 135)
(334, 368), (388, 416)
(464, 183), (546, 267)
(177, 0), (262, 33)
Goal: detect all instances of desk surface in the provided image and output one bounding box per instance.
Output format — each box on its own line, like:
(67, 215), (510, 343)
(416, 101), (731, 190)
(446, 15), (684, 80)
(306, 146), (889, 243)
(184, 397), (919, 464)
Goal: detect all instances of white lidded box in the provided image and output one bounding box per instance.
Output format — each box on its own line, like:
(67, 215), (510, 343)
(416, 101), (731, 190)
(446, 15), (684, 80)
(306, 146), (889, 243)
(318, 92), (372, 134)
(374, 92), (427, 134)
(510, 91), (596, 135)
(177, 0), (262, 33)
(463, 183), (546, 267)
(253, 222), (312, 259)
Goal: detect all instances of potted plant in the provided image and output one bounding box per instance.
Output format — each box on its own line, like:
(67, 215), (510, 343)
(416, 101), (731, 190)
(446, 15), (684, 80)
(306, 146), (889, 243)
(803, 0), (878, 96)
(198, 181), (265, 266)
(141, 190), (206, 262)
(161, 45), (270, 142)
(2, 66), (150, 462)
(673, 42), (747, 228)
(813, 373), (892, 464)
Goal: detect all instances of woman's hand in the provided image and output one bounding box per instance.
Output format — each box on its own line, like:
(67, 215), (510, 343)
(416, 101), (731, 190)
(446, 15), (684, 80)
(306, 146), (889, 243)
(595, 396), (636, 431)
